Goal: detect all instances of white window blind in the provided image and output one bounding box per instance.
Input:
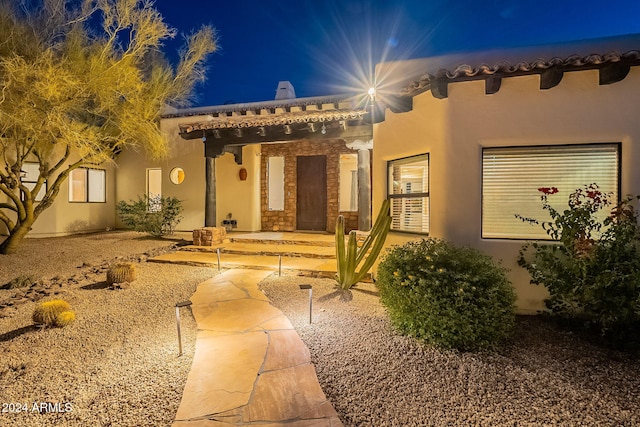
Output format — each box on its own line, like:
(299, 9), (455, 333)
(388, 154), (429, 233)
(482, 144), (619, 239)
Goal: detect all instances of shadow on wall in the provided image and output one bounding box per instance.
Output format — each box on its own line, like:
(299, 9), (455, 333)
(65, 220), (91, 233)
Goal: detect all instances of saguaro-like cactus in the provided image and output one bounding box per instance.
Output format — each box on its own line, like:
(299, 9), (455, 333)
(336, 199), (392, 289)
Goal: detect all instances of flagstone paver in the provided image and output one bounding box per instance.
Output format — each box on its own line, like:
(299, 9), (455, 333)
(173, 269), (342, 427)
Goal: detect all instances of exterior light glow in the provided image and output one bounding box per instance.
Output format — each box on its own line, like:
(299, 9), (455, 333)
(368, 87), (376, 98)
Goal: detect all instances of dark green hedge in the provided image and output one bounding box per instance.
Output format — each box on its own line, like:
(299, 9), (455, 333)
(376, 238), (516, 351)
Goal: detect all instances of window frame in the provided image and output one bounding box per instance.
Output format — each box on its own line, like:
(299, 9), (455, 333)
(68, 167), (106, 203)
(481, 142), (621, 240)
(386, 153), (430, 235)
(21, 162), (46, 202)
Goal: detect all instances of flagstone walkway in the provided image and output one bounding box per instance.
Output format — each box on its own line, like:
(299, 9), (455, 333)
(173, 269), (343, 427)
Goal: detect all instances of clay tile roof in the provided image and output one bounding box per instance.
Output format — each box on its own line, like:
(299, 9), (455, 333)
(400, 50), (640, 97)
(179, 109), (368, 133)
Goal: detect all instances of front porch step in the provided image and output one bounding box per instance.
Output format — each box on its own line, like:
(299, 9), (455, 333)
(149, 251), (363, 279)
(148, 232), (374, 282)
(180, 241), (336, 259)
(226, 231), (336, 248)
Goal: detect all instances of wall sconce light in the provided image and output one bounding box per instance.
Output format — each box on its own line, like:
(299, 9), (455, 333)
(257, 127), (266, 136)
(201, 131), (207, 142)
(213, 130), (221, 139)
(321, 123), (327, 135)
(308, 123), (317, 133)
(283, 124), (292, 135)
(239, 167), (247, 181)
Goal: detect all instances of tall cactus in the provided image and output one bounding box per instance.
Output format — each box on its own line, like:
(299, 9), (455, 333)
(336, 199), (392, 289)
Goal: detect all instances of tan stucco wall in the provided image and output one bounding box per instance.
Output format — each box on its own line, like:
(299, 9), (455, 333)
(0, 158), (116, 238)
(116, 116), (206, 231)
(373, 67), (640, 313)
(115, 115), (261, 232)
(216, 143), (261, 231)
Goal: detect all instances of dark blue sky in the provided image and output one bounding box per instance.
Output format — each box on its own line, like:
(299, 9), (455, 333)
(152, 0), (640, 107)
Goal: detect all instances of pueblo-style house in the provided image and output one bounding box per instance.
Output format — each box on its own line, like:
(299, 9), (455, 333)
(5, 34), (640, 312)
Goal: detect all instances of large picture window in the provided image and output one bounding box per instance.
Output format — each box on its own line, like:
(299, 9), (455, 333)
(482, 143), (619, 239)
(69, 168), (106, 203)
(388, 154), (429, 233)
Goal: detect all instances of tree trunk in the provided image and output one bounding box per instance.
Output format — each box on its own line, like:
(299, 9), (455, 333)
(0, 220), (34, 254)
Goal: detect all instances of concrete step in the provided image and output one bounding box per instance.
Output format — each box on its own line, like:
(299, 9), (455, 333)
(180, 241), (336, 259)
(149, 251), (348, 279)
(227, 231), (336, 247)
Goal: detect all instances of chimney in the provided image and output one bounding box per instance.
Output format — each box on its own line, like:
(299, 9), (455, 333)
(275, 81), (296, 100)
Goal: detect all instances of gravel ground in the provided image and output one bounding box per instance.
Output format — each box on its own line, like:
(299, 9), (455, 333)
(3, 231), (639, 427)
(260, 275), (640, 427)
(0, 231), (215, 427)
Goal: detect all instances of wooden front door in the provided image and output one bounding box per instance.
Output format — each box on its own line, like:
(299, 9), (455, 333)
(296, 155), (327, 230)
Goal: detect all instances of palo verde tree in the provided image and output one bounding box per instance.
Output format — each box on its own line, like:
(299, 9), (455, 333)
(0, 0), (216, 254)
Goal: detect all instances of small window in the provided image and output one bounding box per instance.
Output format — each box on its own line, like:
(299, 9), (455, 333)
(146, 168), (162, 212)
(21, 162), (46, 202)
(482, 143), (619, 239)
(170, 167), (185, 185)
(69, 168), (106, 203)
(388, 154), (429, 233)
(339, 154), (358, 211)
(268, 157), (285, 211)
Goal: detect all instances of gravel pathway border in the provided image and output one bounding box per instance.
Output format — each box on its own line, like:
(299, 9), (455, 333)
(259, 275), (640, 427)
(1, 231), (214, 427)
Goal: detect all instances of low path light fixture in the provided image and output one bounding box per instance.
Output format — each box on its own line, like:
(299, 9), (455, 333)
(175, 300), (193, 356)
(299, 284), (312, 324)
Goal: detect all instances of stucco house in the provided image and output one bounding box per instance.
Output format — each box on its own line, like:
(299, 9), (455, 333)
(4, 34), (640, 313)
(373, 33), (640, 312)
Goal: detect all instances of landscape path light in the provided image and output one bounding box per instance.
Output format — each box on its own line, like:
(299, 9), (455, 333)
(175, 300), (193, 356)
(299, 284), (312, 324)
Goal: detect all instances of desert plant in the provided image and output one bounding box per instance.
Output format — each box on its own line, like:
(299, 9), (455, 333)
(376, 238), (516, 351)
(4, 274), (39, 289)
(336, 199), (392, 289)
(54, 310), (76, 327)
(518, 184), (640, 347)
(116, 195), (184, 237)
(33, 300), (75, 328)
(106, 263), (137, 287)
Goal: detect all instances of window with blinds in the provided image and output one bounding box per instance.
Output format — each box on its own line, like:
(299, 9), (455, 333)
(482, 144), (619, 239)
(388, 154), (429, 233)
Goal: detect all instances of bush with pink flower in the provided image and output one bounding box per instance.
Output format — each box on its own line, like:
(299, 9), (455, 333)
(517, 183), (640, 348)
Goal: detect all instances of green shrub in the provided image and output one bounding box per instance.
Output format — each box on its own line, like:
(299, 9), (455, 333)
(33, 300), (75, 328)
(116, 195), (183, 237)
(518, 185), (640, 347)
(376, 238), (516, 351)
